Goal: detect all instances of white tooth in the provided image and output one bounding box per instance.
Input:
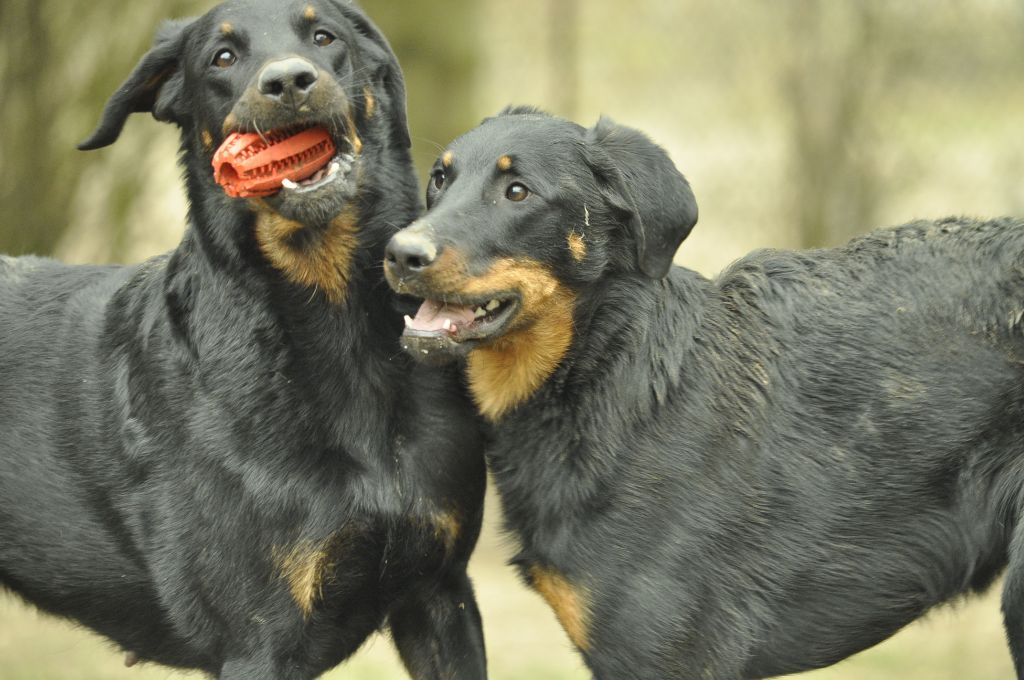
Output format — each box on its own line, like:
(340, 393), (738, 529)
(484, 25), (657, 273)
(342, 153), (354, 163)
(327, 162), (340, 176)
(442, 318), (452, 330)
(473, 307), (487, 319)
(404, 315), (414, 328)
(282, 178), (299, 190)
(486, 299), (501, 311)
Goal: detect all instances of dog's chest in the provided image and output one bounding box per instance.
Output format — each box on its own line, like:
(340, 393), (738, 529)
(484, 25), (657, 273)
(263, 451), (467, 617)
(266, 508), (460, 621)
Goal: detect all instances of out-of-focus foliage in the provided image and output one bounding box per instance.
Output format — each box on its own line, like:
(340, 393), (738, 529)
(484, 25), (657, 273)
(2, 0), (1021, 267)
(0, 1), (204, 258)
(361, 0), (481, 175)
(0, 0), (478, 262)
(472, 0), (1024, 271)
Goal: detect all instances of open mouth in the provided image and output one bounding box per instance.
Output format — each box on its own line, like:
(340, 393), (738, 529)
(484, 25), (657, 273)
(401, 294), (519, 361)
(213, 124), (358, 199)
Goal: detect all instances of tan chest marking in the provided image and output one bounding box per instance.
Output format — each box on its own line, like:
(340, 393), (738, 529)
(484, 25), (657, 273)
(408, 252), (575, 421)
(463, 260), (575, 421)
(254, 206), (359, 304)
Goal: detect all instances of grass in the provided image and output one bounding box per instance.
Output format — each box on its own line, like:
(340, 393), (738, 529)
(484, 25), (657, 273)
(0, 489), (1014, 679)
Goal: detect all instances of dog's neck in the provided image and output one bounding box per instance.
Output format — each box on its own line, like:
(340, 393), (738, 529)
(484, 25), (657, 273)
(166, 140), (419, 401)
(485, 269), (711, 537)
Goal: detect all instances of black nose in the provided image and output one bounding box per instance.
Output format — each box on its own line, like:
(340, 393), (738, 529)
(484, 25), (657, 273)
(257, 57), (319, 106)
(386, 231), (440, 279)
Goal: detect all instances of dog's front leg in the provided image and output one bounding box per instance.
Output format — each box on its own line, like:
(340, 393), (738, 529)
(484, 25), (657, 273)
(1003, 525), (1024, 679)
(389, 567), (488, 680)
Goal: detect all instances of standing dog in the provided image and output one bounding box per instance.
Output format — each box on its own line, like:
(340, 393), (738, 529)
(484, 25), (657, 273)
(385, 106), (1024, 679)
(0, 2), (487, 678)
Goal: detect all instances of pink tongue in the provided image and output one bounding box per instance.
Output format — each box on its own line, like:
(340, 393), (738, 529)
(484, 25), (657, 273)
(407, 299), (477, 333)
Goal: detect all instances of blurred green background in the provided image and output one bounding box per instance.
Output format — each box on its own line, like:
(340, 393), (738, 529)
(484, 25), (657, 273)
(1, 0), (1022, 678)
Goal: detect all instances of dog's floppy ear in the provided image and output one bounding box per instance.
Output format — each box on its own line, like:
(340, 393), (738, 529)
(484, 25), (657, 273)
(338, 4), (411, 150)
(585, 116), (698, 279)
(78, 18), (193, 151)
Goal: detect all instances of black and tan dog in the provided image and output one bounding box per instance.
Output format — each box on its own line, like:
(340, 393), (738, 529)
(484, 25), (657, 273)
(385, 106), (1024, 679)
(0, 2), (487, 678)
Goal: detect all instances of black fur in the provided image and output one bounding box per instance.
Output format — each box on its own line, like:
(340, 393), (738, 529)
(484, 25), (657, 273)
(0, 2), (487, 678)
(387, 108), (1024, 679)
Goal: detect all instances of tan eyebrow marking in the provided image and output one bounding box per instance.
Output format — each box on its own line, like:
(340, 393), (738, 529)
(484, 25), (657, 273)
(363, 87), (375, 118)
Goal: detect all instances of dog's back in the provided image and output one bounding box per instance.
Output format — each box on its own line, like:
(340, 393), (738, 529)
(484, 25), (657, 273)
(620, 217), (1024, 674)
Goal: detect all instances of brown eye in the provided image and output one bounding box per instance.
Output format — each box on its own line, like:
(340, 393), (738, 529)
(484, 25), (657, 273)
(432, 169), (446, 190)
(506, 182), (530, 202)
(313, 30), (336, 47)
(213, 49), (236, 68)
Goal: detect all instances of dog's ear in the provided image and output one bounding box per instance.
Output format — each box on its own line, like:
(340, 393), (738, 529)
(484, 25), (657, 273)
(584, 116), (698, 279)
(338, 5), (411, 150)
(78, 18), (193, 151)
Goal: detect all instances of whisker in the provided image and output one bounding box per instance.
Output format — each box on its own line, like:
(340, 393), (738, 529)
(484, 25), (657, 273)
(411, 136), (446, 155)
(253, 119), (269, 146)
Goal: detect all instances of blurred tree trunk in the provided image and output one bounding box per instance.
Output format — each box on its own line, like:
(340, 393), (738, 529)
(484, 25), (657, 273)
(782, 1), (889, 248)
(1, 0), (458, 260)
(548, 0), (580, 119)
(0, 0), (205, 259)
(362, 0), (481, 180)
(0, 1), (65, 255)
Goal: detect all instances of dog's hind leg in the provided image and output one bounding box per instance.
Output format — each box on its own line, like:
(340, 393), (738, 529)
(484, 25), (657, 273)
(1003, 523), (1024, 678)
(390, 568), (488, 679)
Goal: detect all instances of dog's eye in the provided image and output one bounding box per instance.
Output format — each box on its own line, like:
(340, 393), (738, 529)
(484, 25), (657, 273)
(506, 182), (530, 202)
(212, 49), (237, 68)
(313, 30), (336, 47)
(432, 170), (446, 191)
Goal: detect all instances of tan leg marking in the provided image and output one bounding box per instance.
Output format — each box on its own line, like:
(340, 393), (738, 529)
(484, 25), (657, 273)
(528, 565), (590, 651)
(273, 535), (341, 618)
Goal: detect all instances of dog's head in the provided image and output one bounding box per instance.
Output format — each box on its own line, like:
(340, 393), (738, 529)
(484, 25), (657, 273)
(80, 0), (414, 301)
(384, 108), (697, 419)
